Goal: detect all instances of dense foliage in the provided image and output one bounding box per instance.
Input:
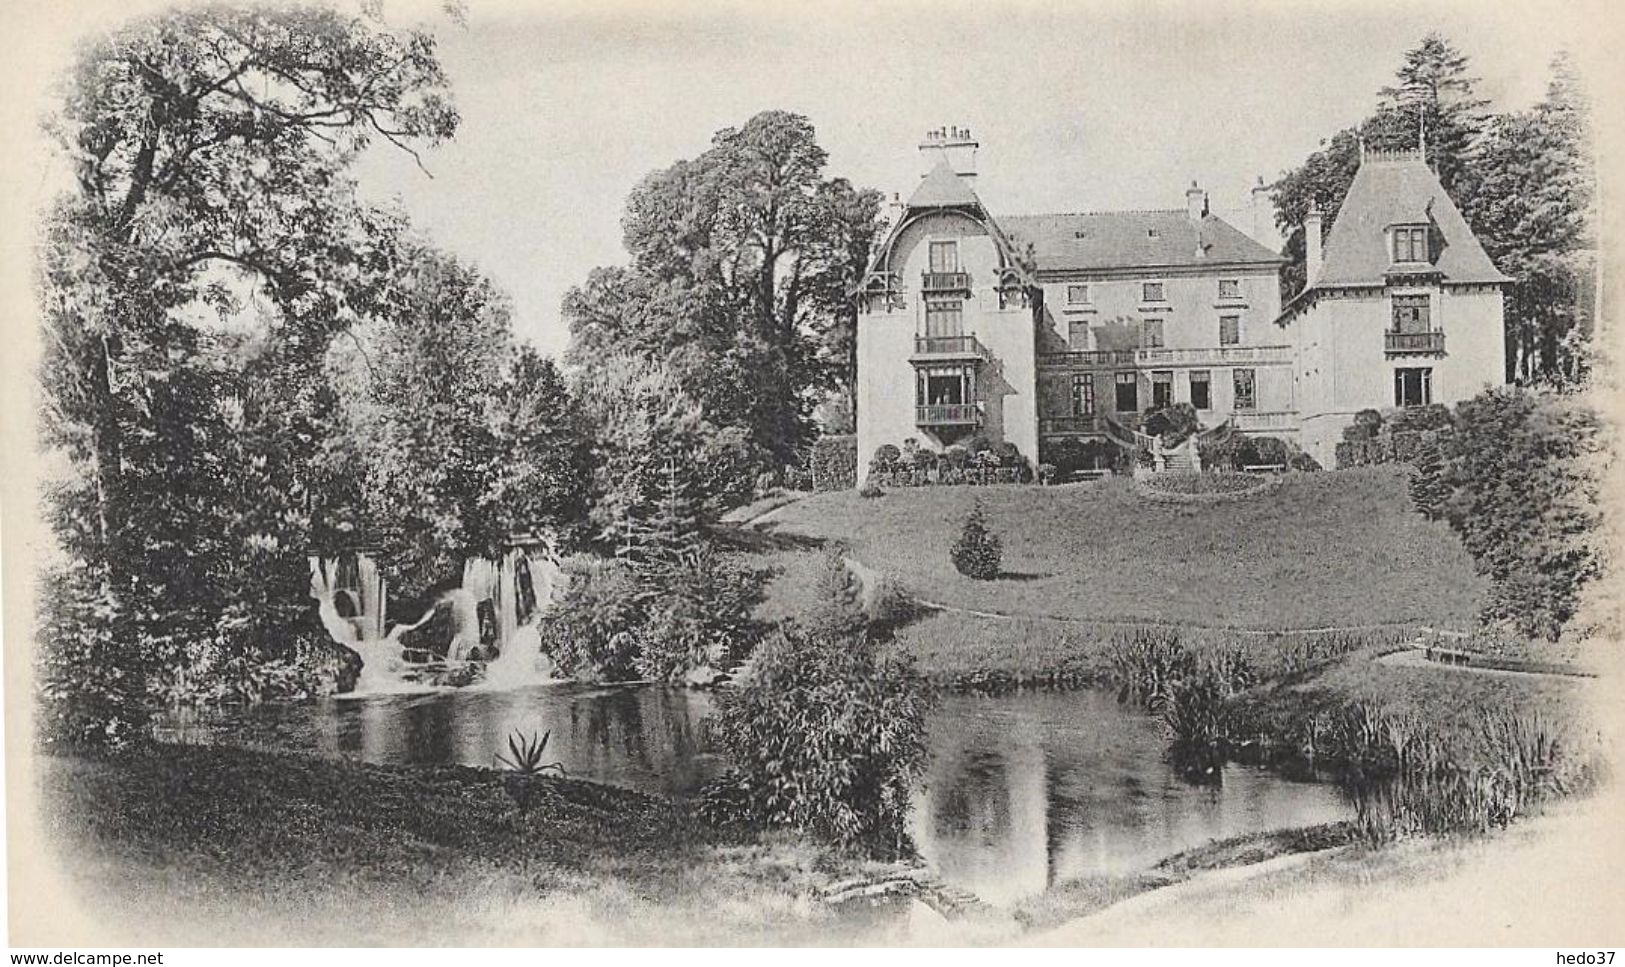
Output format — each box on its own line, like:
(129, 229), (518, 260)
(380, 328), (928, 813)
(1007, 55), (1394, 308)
(35, 5), (594, 746)
(35, 3), (463, 747)
(701, 625), (929, 858)
(809, 434), (858, 491)
(563, 111), (884, 488)
(1420, 387), (1604, 639)
(950, 500), (1003, 580)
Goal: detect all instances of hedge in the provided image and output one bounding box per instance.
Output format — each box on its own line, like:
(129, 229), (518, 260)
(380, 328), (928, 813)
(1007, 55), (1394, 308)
(810, 435), (858, 491)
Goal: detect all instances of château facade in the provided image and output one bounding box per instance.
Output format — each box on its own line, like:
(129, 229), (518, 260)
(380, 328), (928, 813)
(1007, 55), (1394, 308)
(853, 129), (1507, 474)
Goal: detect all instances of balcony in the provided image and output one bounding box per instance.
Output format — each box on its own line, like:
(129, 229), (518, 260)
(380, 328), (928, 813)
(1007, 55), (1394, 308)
(921, 271), (972, 294)
(916, 403), (981, 427)
(1135, 345), (1293, 366)
(1040, 415), (1102, 435)
(1037, 350), (1138, 369)
(910, 334), (985, 361)
(1386, 330), (1446, 355)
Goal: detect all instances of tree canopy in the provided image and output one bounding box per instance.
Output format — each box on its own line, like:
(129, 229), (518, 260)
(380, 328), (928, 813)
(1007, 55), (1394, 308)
(563, 110), (884, 494)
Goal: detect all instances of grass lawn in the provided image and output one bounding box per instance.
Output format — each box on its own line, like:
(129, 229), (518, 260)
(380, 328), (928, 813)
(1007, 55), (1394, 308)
(33, 743), (914, 946)
(756, 467), (1486, 631)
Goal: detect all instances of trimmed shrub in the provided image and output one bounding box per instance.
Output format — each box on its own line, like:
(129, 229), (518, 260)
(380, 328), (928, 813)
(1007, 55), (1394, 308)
(858, 478), (885, 498)
(810, 435), (857, 492)
(1354, 408), (1384, 435)
(950, 500), (1003, 579)
(1389, 403), (1453, 434)
(702, 626), (930, 858)
(871, 443), (901, 472)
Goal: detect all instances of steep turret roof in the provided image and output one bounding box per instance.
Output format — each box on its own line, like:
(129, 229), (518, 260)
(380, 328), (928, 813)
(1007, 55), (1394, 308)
(907, 158), (982, 209)
(1316, 150), (1509, 287)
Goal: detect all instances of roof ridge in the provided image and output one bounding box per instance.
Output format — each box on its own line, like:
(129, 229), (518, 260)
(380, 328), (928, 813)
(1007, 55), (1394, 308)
(1005, 208), (1188, 219)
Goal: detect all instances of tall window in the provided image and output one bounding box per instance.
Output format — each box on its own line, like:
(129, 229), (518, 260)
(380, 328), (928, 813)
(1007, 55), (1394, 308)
(1066, 284), (1090, 304)
(1233, 368), (1256, 411)
(924, 300), (963, 337)
(1218, 279), (1241, 300)
(1142, 281), (1166, 302)
(1115, 371), (1138, 412)
(1142, 319), (1165, 349)
(1391, 294), (1430, 334)
(1152, 370), (1174, 409)
(1392, 225), (1428, 263)
(1067, 320), (1090, 346)
(1219, 315), (1241, 346)
(928, 240), (959, 273)
(1395, 368), (1432, 408)
(1189, 370), (1212, 410)
(1071, 374), (1095, 416)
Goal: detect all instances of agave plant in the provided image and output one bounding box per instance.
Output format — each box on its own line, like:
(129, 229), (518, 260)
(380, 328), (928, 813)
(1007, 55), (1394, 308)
(494, 729), (566, 812)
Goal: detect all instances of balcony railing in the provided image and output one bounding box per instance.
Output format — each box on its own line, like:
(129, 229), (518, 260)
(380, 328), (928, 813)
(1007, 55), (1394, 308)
(1228, 409), (1299, 431)
(1037, 350), (1138, 369)
(1385, 330), (1446, 354)
(921, 271), (971, 293)
(916, 403), (981, 427)
(911, 335), (984, 359)
(1135, 345), (1294, 366)
(1039, 415), (1102, 435)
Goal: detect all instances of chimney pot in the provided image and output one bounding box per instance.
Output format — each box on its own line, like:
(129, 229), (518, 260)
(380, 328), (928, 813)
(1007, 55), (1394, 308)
(1304, 205), (1325, 287)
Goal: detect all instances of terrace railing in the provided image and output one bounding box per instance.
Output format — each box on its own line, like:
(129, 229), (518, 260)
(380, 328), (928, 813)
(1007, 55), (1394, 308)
(1385, 330), (1446, 354)
(911, 334), (984, 359)
(1135, 345), (1293, 366)
(916, 403), (981, 427)
(1037, 349), (1138, 369)
(1040, 415), (1102, 435)
(921, 270), (972, 293)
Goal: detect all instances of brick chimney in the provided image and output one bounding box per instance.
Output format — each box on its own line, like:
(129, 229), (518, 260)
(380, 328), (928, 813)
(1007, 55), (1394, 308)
(1186, 180), (1206, 221)
(1250, 176), (1279, 250)
(1304, 202), (1324, 287)
(919, 125), (979, 180)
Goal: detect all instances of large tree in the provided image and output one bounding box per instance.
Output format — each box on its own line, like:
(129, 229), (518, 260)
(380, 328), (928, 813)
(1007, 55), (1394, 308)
(1463, 56), (1595, 384)
(564, 110), (883, 480)
(38, 3), (457, 744)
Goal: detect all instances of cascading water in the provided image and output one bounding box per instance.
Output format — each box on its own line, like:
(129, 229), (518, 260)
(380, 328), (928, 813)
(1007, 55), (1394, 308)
(479, 553), (564, 689)
(310, 555), (435, 695)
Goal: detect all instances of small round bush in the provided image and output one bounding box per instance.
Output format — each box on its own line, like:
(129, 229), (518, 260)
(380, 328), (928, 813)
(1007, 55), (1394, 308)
(871, 444), (900, 470)
(858, 479), (884, 498)
(950, 500), (1003, 580)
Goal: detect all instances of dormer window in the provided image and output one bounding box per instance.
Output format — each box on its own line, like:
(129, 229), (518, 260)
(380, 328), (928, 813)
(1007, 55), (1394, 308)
(1392, 225), (1429, 264)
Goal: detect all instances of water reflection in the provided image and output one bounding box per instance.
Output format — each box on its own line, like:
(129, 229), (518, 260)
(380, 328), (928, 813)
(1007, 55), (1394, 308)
(162, 684), (1347, 905)
(912, 690), (1348, 905)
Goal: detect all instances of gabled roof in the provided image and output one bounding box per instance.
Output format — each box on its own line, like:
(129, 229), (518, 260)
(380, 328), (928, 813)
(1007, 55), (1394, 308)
(1316, 150), (1509, 287)
(1000, 210), (1284, 273)
(908, 158), (983, 209)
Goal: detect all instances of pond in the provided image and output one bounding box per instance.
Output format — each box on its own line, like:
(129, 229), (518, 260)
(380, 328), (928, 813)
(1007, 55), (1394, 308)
(161, 682), (1348, 906)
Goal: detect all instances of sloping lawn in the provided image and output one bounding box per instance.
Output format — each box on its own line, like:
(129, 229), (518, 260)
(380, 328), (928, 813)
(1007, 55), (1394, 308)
(758, 467), (1485, 631)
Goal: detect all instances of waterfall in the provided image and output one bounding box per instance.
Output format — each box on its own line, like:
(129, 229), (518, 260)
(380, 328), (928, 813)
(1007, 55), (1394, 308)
(310, 554), (423, 694)
(478, 552), (564, 690)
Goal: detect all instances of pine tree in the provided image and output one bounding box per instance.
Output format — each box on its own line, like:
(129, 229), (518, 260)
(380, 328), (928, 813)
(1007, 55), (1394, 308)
(950, 500), (1003, 580)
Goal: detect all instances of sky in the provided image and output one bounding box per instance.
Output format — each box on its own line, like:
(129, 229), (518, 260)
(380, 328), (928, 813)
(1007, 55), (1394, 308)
(5, 0), (1601, 361)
